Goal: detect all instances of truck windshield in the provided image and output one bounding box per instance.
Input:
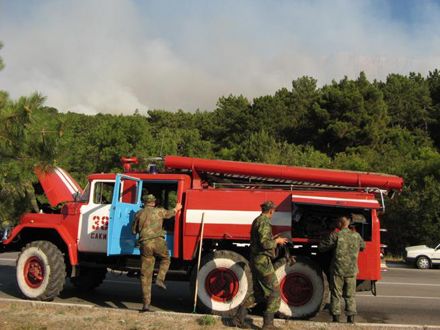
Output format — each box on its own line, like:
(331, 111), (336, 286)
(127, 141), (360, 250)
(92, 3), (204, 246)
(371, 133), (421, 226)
(79, 183), (90, 202)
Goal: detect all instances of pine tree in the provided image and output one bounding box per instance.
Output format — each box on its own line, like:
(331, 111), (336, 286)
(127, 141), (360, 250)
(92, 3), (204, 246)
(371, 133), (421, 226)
(0, 93), (61, 224)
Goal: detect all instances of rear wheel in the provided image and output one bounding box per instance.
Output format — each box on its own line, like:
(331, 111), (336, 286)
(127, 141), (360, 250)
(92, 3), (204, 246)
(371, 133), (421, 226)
(16, 241), (66, 301)
(190, 250), (252, 316)
(71, 266), (107, 291)
(416, 256), (431, 269)
(274, 257), (326, 319)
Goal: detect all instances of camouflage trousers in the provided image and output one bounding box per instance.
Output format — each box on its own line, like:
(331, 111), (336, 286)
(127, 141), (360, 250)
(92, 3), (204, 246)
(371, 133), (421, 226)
(140, 237), (170, 305)
(329, 273), (357, 316)
(243, 254), (281, 314)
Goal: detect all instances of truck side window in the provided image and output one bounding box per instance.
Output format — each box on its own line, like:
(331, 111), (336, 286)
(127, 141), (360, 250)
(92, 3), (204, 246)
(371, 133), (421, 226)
(93, 182), (115, 204)
(140, 181), (178, 232)
(164, 190), (177, 208)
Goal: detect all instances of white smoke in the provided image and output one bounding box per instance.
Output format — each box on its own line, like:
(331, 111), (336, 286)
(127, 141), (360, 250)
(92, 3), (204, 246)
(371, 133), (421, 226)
(0, 0), (439, 114)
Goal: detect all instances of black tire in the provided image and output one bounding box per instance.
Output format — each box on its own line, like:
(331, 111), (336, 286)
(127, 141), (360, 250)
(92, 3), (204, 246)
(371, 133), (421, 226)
(16, 240), (66, 301)
(274, 257), (327, 319)
(190, 250), (252, 316)
(416, 256), (431, 269)
(70, 266), (107, 291)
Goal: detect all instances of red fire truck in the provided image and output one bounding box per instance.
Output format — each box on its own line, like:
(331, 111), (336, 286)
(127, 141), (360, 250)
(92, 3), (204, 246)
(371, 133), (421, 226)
(0, 156), (403, 319)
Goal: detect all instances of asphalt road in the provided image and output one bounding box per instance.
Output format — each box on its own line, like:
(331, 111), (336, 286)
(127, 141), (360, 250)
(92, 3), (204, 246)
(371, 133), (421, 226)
(1, 252), (440, 326)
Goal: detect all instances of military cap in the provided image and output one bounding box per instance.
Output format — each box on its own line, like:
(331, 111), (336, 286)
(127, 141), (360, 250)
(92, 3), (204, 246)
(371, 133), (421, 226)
(260, 200), (276, 212)
(143, 194), (156, 203)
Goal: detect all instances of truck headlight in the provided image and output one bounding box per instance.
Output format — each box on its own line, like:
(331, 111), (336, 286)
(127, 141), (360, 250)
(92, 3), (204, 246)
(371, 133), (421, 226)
(1, 227), (12, 241)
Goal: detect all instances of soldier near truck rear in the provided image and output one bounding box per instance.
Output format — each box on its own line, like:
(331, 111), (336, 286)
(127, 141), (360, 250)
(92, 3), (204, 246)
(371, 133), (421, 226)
(131, 194), (182, 312)
(318, 215), (365, 323)
(233, 200), (287, 330)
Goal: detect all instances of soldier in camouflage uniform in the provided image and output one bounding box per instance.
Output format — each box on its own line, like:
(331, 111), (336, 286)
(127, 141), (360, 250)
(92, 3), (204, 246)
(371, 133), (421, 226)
(318, 215), (365, 323)
(131, 194), (182, 312)
(233, 200), (287, 330)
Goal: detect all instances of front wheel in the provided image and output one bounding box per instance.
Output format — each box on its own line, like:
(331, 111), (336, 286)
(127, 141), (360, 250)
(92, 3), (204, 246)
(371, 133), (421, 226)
(16, 241), (66, 301)
(190, 250), (252, 316)
(274, 257), (326, 319)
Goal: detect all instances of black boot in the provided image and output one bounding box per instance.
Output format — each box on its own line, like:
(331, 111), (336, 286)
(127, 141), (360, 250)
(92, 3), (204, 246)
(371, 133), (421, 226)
(232, 305), (249, 328)
(347, 315), (355, 323)
(332, 314), (340, 322)
(262, 312), (279, 330)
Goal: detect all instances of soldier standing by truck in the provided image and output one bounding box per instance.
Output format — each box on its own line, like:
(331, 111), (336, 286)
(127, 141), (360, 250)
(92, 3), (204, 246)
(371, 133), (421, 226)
(233, 200), (288, 329)
(318, 215), (365, 323)
(132, 194), (182, 312)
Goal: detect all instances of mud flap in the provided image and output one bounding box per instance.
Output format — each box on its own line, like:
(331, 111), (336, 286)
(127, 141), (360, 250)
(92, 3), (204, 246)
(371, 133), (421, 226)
(356, 279), (376, 295)
(372, 280), (377, 296)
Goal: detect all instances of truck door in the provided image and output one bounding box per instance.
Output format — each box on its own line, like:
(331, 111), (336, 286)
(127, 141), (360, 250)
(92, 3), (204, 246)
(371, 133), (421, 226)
(107, 174), (143, 256)
(78, 180), (115, 253)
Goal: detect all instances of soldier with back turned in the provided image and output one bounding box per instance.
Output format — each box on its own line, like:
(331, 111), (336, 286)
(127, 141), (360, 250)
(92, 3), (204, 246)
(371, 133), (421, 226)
(318, 215), (365, 323)
(132, 194), (182, 312)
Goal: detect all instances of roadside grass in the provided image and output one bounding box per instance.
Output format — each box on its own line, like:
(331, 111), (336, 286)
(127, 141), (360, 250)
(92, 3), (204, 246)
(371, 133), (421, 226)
(383, 254), (404, 263)
(197, 315), (216, 326)
(18, 326), (48, 330)
(0, 300), (431, 330)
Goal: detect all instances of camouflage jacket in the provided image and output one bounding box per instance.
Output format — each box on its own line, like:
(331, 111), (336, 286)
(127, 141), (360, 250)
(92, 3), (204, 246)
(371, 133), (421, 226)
(132, 206), (176, 242)
(318, 228), (366, 276)
(250, 214), (277, 258)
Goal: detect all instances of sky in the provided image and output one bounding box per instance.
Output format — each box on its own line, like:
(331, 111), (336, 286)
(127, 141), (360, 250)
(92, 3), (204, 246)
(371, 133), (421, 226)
(0, 0), (439, 114)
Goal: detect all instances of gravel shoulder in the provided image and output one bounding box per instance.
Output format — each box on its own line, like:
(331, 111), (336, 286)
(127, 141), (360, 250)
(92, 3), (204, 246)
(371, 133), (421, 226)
(0, 300), (437, 330)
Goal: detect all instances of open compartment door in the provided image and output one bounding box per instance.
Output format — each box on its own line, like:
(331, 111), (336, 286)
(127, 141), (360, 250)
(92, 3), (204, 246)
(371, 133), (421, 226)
(291, 193), (380, 240)
(107, 174), (143, 256)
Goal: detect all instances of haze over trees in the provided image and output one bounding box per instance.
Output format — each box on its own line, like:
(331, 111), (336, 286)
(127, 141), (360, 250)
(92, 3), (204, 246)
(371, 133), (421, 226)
(1, 44), (439, 253)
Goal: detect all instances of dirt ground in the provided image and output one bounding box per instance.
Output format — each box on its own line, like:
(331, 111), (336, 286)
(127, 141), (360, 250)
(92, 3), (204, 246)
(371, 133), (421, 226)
(0, 300), (428, 330)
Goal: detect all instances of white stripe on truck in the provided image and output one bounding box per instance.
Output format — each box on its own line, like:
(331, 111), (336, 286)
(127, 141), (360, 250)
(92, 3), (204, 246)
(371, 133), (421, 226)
(185, 210), (291, 226)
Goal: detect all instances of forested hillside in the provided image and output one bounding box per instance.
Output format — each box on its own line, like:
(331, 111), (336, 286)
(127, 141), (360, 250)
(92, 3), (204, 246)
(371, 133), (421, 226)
(1, 43), (439, 253)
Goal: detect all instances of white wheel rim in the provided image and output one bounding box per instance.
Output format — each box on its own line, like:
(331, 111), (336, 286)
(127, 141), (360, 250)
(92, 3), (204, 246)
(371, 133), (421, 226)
(17, 247), (51, 298)
(275, 262), (323, 318)
(197, 257), (248, 311)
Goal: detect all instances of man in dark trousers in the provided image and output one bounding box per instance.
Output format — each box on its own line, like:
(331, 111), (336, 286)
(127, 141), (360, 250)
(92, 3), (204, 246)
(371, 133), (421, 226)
(233, 200), (287, 329)
(318, 215), (365, 323)
(132, 194), (182, 312)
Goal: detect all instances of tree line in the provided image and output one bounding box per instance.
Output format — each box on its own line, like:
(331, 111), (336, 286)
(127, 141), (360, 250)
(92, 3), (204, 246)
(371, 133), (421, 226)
(1, 44), (439, 253)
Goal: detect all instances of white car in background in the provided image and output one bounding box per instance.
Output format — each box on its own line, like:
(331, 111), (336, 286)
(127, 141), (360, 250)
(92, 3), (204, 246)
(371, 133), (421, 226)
(405, 243), (440, 269)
